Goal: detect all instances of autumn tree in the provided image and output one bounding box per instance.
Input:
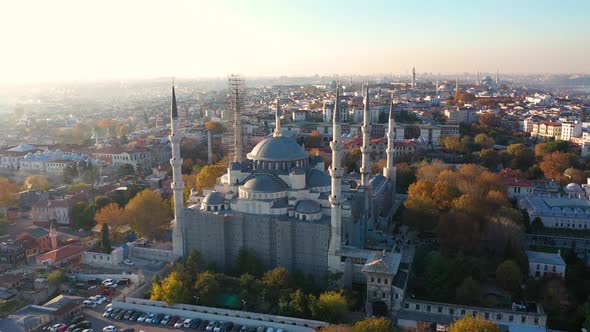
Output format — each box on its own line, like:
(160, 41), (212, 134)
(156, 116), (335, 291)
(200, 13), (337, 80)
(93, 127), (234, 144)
(478, 113), (499, 128)
(342, 148), (361, 173)
(448, 315), (499, 332)
(125, 189), (171, 239)
(279, 289), (310, 318)
(305, 130), (323, 148)
(0, 177), (19, 210)
(320, 325), (353, 332)
(352, 317), (393, 332)
(539, 151), (573, 182)
(24, 175), (49, 190)
(95, 203), (126, 234)
(150, 270), (187, 305)
(196, 164), (226, 192)
(194, 271), (221, 306)
(310, 291), (348, 323)
(479, 149), (500, 170)
(94, 196), (113, 210)
(205, 121), (224, 134)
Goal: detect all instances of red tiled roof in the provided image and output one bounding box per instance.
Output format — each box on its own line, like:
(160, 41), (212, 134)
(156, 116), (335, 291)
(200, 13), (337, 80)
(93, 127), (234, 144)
(503, 177), (534, 187)
(36, 244), (86, 264)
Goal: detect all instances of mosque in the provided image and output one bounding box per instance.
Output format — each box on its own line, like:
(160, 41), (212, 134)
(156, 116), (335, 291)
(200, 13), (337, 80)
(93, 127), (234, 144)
(168, 84), (405, 315)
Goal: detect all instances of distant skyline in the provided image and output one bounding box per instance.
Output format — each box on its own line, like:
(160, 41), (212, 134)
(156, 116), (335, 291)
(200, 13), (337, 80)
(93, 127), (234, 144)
(1, 0), (589, 84)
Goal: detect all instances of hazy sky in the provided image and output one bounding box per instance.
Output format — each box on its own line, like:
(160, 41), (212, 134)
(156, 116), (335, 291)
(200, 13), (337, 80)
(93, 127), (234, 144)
(1, 0), (589, 83)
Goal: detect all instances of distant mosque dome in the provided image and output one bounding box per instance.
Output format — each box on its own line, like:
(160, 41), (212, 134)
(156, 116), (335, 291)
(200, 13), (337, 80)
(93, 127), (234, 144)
(480, 76), (498, 90)
(294, 200), (322, 214)
(203, 191), (224, 205)
(437, 83), (454, 92)
(247, 136), (308, 162)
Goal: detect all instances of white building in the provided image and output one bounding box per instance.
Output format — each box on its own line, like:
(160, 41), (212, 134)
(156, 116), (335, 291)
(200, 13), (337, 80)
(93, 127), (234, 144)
(560, 121), (582, 141)
(526, 250), (566, 278)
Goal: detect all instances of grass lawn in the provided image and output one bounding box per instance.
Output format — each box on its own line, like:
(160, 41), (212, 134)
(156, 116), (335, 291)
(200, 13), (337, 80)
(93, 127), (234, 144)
(0, 297), (27, 318)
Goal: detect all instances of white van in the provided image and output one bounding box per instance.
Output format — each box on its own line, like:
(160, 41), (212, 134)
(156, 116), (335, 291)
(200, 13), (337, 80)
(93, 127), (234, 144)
(266, 328), (275, 332)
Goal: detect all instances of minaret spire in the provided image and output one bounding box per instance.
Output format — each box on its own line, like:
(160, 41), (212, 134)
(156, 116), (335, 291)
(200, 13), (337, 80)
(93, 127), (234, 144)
(328, 84), (344, 273)
(383, 94), (396, 186)
(170, 83), (185, 258)
(411, 66), (416, 88)
(495, 69), (499, 85)
(360, 83), (371, 187)
(455, 76), (460, 94)
(274, 91), (282, 137)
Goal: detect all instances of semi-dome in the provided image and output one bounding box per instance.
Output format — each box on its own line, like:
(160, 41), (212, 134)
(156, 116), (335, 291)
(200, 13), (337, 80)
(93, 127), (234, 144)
(243, 174), (286, 192)
(247, 136), (308, 162)
(307, 169), (331, 187)
(203, 191), (224, 205)
(294, 200), (322, 214)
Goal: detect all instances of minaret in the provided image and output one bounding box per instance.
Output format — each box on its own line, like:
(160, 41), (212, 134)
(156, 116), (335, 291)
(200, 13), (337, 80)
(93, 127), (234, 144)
(455, 76), (460, 94)
(411, 66), (416, 88)
(383, 95), (396, 188)
(170, 84), (186, 258)
(476, 71), (479, 85)
(360, 83), (371, 187)
(274, 92), (282, 137)
(495, 69), (499, 85)
(207, 130), (213, 164)
(49, 220), (58, 250)
(232, 84), (243, 163)
(328, 85), (343, 273)
(435, 73), (439, 91)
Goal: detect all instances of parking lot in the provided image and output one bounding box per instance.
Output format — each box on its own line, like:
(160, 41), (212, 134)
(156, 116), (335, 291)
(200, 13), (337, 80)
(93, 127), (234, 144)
(85, 302), (182, 331)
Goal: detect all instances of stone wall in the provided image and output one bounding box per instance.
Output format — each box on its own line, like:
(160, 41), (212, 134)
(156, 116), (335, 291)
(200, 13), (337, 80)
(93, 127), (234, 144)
(128, 245), (175, 262)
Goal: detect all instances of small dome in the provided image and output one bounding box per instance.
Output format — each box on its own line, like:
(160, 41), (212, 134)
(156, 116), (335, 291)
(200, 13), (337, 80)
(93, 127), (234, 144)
(203, 191), (224, 205)
(308, 169), (331, 187)
(247, 136), (308, 162)
(243, 174), (286, 192)
(294, 200), (321, 214)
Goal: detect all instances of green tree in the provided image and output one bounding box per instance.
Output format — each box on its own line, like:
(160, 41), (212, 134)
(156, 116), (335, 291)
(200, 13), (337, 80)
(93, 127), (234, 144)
(63, 164), (79, 184)
(475, 133), (495, 149)
(448, 315), (499, 332)
(352, 317), (393, 332)
(496, 260), (523, 294)
(233, 248), (262, 277)
(279, 289), (309, 318)
(479, 148), (500, 169)
(506, 143), (535, 171)
(455, 277), (481, 305)
(94, 196), (113, 210)
(117, 164), (136, 177)
(194, 271), (221, 306)
(70, 202), (94, 230)
(531, 217), (544, 233)
(47, 269), (65, 286)
(100, 223), (112, 254)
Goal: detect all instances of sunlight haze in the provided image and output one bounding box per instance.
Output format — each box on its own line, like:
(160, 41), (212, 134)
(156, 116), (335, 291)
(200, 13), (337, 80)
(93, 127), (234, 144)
(1, 0), (589, 83)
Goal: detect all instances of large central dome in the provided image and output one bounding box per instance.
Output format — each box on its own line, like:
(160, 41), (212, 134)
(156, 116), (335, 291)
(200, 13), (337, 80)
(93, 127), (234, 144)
(247, 136), (309, 162)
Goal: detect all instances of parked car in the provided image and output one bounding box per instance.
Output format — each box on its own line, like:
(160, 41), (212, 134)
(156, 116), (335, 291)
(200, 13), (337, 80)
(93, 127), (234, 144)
(123, 259), (134, 266)
(82, 329), (94, 332)
(144, 313), (156, 324)
(102, 327), (117, 332)
(174, 318), (185, 328)
(160, 314), (172, 325)
(101, 279), (113, 285)
(105, 303), (113, 310)
(109, 309), (120, 319)
(239, 326), (248, 332)
(265, 328), (274, 332)
(77, 321), (91, 329)
(70, 316), (85, 325)
(117, 278), (131, 285)
(115, 310), (126, 320)
(190, 319), (201, 329)
(137, 312), (149, 323)
(168, 316), (180, 326)
(182, 318), (193, 328)
(220, 322), (233, 332)
(213, 321), (225, 332)
(123, 310), (135, 320)
(198, 320), (209, 331)
(152, 313), (165, 324)
(103, 308), (113, 318)
(130, 311), (142, 321)
(82, 300), (96, 308)
(205, 321), (216, 331)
